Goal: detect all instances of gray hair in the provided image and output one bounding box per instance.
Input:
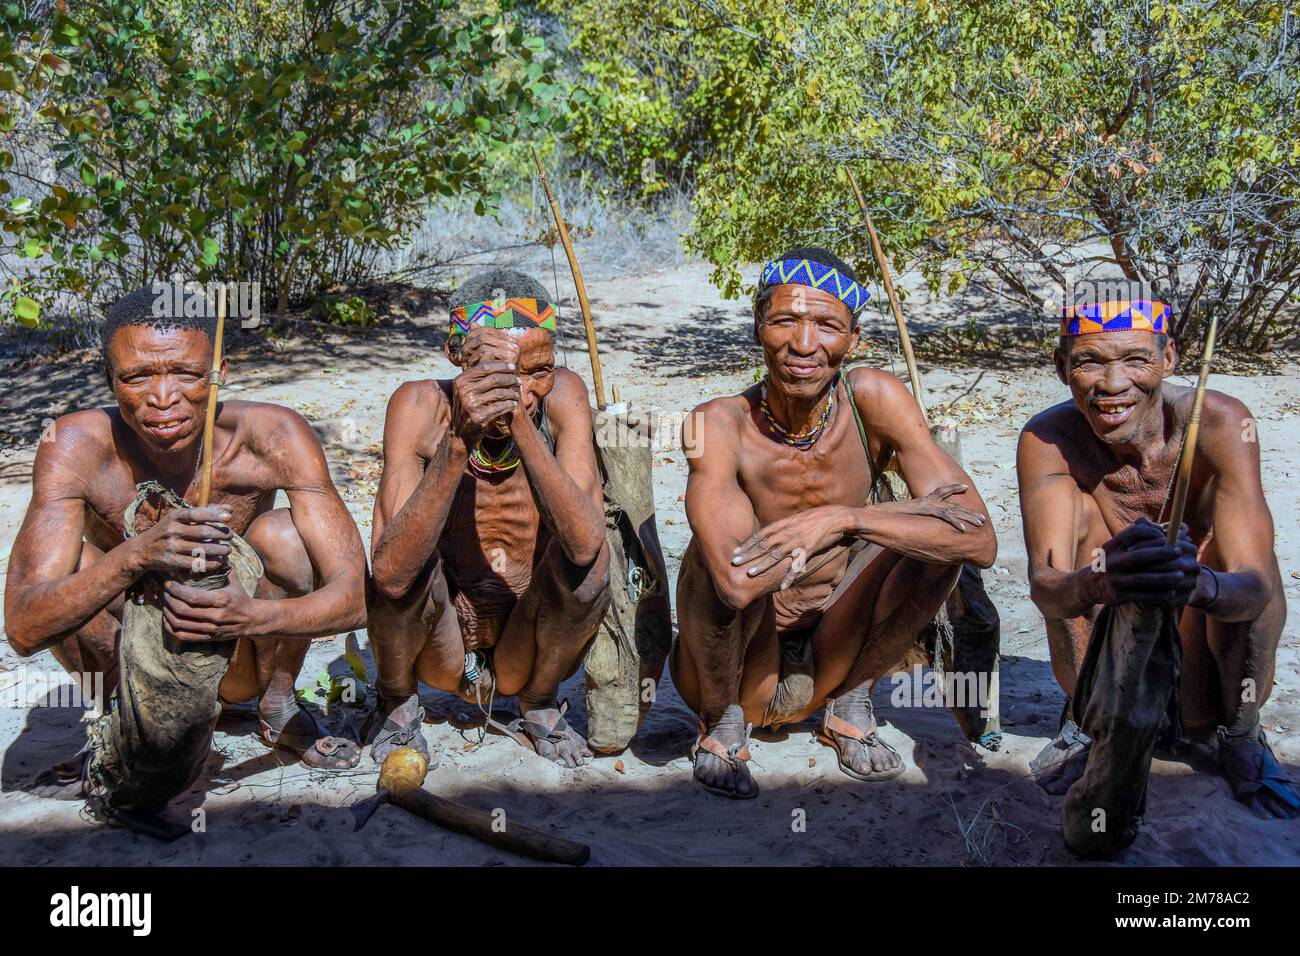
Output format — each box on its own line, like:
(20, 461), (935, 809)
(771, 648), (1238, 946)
(449, 268), (550, 312)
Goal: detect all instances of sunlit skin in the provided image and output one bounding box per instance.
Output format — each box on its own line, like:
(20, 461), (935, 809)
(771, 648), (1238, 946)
(1019, 328), (1291, 816)
(366, 325), (609, 768)
(672, 283), (996, 797)
(3, 324), (368, 769)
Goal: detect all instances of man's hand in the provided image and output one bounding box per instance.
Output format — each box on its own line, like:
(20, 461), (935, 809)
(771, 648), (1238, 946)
(461, 326), (521, 368)
(1094, 516), (1199, 607)
(131, 506), (232, 576)
(450, 359), (520, 446)
(162, 576), (263, 642)
(875, 483), (988, 533)
(732, 504), (852, 590)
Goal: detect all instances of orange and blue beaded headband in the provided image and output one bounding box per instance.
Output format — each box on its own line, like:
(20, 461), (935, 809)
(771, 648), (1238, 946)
(1060, 299), (1169, 336)
(449, 297), (558, 337)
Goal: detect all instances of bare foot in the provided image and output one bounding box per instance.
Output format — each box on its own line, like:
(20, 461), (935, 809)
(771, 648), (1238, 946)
(692, 704), (757, 798)
(821, 687), (904, 781)
(362, 692), (429, 764)
(512, 697), (592, 768)
(259, 703), (361, 769)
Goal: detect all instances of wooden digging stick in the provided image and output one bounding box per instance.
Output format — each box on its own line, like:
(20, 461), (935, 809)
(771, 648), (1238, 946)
(197, 284), (227, 507)
(847, 168), (927, 420)
(1165, 314), (1219, 545)
(531, 146), (607, 409)
(386, 785), (591, 866)
(367, 747), (591, 865)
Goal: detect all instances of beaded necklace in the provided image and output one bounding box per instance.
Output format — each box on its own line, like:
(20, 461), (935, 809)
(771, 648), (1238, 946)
(759, 374), (837, 449)
(468, 436), (521, 475)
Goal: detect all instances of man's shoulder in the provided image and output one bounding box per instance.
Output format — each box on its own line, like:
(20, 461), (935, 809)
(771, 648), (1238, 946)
(1195, 386), (1253, 434)
(683, 391), (751, 465)
(49, 406), (115, 444)
(230, 398), (312, 432)
(548, 367), (592, 411)
(1017, 400), (1090, 482)
(385, 378), (447, 417)
(38, 407), (115, 472)
(1021, 400), (1087, 444)
(230, 401), (327, 459)
(845, 364), (906, 399)
(689, 388), (752, 424)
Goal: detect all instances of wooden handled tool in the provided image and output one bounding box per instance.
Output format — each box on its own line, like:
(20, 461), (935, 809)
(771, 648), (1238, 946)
(531, 145), (607, 409)
(846, 167), (927, 420)
(1165, 314), (1219, 545)
(361, 747), (591, 866)
(197, 284), (227, 507)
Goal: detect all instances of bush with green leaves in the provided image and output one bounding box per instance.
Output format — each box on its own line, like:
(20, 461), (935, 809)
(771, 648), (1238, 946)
(2, 0), (566, 330)
(535, 0), (774, 201)
(682, 0), (1300, 350)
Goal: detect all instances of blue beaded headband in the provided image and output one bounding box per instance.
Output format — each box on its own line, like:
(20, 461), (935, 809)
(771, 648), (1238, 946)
(760, 257), (870, 317)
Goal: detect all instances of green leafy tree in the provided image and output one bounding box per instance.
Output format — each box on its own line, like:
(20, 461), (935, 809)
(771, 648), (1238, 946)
(536, 0), (774, 200)
(1, 1), (87, 327)
(3, 0), (565, 327)
(684, 0), (1300, 350)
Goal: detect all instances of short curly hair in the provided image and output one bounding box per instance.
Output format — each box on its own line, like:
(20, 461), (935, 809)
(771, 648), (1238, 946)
(449, 268), (550, 312)
(101, 283), (217, 370)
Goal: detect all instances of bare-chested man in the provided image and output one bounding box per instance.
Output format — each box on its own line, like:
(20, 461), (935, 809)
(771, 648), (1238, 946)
(672, 248), (997, 798)
(4, 283), (368, 814)
(1019, 298), (1298, 818)
(365, 268), (609, 768)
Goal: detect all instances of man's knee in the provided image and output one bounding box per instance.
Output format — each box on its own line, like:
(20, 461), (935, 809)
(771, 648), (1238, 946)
(246, 508), (313, 595)
(550, 539), (612, 611)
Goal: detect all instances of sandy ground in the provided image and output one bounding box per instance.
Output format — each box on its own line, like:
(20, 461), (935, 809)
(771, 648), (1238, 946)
(1, 260), (1298, 866)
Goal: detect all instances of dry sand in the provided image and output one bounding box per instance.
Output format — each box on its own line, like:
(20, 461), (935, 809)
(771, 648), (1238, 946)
(1, 262), (1298, 866)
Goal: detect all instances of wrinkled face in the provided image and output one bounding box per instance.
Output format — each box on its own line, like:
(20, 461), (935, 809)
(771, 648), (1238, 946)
(756, 285), (859, 400)
(1054, 330), (1176, 445)
(451, 326), (556, 439)
(106, 324), (219, 454)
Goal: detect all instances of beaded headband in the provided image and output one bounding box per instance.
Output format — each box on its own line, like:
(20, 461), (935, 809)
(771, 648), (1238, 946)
(1060, 299), (1169, 336)
(449, 297), (557, 337)
(760, 257), (870, 317)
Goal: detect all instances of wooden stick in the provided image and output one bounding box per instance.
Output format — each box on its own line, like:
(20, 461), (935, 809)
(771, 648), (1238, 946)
(531, 146), (607, 409)
(387, 785), (591, 866)
(197, 284), (226, 508)
(846, 168), (926, 420)
(1165, 314), (1219, 545)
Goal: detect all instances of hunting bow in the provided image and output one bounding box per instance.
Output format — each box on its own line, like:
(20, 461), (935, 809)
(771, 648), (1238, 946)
(847, 167), (927, 421)
(197, 284), (226, 507)
(1165, 314), (1219, 545)
(531, 146), (607, 409)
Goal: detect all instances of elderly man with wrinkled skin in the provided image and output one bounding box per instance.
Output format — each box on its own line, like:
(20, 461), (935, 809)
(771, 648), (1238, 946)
(365, 268), (610, 768)
(1019, 299), (1297, 819)
(672, 247), (997, 799)
(4, 284), (369, 798)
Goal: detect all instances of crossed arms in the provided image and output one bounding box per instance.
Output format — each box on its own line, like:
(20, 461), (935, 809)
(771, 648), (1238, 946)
(684, 368), (997, 611)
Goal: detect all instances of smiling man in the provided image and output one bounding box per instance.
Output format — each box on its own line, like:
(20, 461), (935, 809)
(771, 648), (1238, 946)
(672, 247), (996, 798)
(4, 283), (368, 817)
(1018, 298), (1297, 818)
(365, 268), (609, 768)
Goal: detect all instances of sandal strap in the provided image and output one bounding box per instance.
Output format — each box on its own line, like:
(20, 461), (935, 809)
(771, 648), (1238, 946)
(692, 719), (752, 768)
(823, 712), (874, 741)
(823, 695), (880, 743)
(367, 704), (426, 746)
(506, 699), (574, 746)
